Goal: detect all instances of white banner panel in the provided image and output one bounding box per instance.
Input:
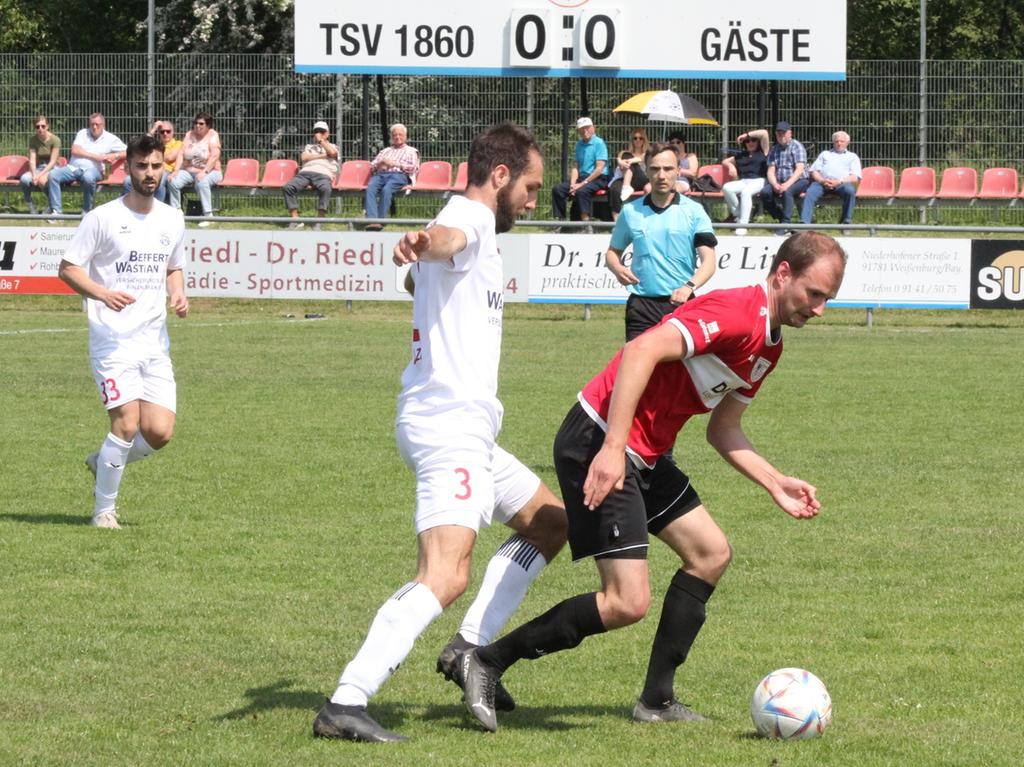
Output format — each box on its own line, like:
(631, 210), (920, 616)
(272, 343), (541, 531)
(294, 0), (847, 80)
(0, 228), (972, 309)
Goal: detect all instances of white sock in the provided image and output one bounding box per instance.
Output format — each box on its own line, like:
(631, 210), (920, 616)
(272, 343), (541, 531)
(331, 581), (443, 707)
(127, 433), (155, 464)
(94, 432), (132, 516)
(458, 535), (547, 646)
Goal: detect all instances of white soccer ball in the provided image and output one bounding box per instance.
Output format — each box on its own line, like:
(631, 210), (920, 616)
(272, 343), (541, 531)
(750, 667), (832, 740)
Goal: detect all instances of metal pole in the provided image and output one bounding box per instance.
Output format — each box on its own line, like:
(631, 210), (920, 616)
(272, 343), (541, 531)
(361, 75), (370, 160)
(919, 0), (928, 224)
(721, 80), (729, 153)
(526, 78), (535, 134)
(147, 0), (155, 125)
(560, 78), (571, 183)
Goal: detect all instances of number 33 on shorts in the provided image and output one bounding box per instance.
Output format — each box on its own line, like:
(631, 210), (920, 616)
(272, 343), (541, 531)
(99, 377), (121, 405)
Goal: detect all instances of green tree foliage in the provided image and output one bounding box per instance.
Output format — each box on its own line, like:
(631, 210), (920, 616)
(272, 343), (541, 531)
(0, 0), (149, 53)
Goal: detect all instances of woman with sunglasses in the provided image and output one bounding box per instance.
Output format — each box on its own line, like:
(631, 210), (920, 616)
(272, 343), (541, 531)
(20, 115), (62, 215)
(667, 132), (699, 193)
(721, 128), (770, 236)
(168, 112), (222, 226)
(607, 128), (650, 220)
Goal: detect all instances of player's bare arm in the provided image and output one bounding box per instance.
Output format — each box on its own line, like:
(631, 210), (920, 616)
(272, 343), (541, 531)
(582, 322), (688, 510)
(166, 268), (189, 318)
(392, 225), (468, 266)
(58, 259), (136, 312)
(706, 394), (820, 519)
(605, 247), (639, 286)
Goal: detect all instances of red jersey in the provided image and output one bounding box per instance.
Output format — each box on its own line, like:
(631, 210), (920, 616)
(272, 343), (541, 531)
(580, 284), (783, 466)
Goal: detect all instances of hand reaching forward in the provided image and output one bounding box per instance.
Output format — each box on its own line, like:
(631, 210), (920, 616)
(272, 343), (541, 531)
(770, 476), (821, 519)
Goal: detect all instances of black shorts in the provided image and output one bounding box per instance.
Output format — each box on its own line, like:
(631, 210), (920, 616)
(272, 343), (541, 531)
(625, 294), (677, 341)
(553, 403), (702, 561)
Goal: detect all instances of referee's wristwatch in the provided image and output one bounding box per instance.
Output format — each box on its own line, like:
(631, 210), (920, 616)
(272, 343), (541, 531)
(684, 280), (697, 300)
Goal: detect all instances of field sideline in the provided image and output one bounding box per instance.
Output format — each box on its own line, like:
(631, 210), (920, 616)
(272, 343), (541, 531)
(1, 297), (1022, 766)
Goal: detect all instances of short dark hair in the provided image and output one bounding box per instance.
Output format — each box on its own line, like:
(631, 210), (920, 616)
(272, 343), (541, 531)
(769, 231), (848, 276)
(126, 134), (164, 163)
(644, 142), (679, 165)
(194, 111), (214, 128)
(467, 122), (541, 188)
(667, 131), (687, 147)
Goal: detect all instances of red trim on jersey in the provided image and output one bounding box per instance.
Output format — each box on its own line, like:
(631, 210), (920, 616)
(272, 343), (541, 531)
(580, 284), (783, 464)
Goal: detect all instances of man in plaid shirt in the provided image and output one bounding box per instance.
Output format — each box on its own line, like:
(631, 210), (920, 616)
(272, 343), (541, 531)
(364, 123), (421, 230)
(759, 121), (810, 232)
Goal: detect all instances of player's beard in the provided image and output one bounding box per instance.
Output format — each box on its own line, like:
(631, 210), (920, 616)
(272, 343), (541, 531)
(494, 183), (517, 234)
(133, 175), (160, 198)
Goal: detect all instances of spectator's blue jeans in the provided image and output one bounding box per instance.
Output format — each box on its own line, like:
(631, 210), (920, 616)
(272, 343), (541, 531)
(19, 165), (48, 206)
(552, 176), (610, 220)
(123, 174), (169, 203)
(47, 164), (103, 214)
(759, 177), (810, 224)
(168, 169), (222, 215)
(364, 171), (410, 219)
(800, 181), (857, 225)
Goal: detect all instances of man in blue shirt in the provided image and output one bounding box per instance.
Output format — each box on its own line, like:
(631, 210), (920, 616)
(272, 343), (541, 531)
(758, 121), (810, 231)
(605, 142), (717, 340)
(552, 117), (610, 229)
(800, 131), (862, 227)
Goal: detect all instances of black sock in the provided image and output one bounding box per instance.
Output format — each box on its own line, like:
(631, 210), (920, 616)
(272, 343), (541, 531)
(639, 570), (715, 708)
(477, 592), (606, 674)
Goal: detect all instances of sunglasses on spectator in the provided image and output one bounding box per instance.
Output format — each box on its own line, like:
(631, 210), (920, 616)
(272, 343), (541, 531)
(194, 121), (206, 126)
(159, 129), (173, 134)
(36, 124), (47, 129)
(632, 135), (644, 140)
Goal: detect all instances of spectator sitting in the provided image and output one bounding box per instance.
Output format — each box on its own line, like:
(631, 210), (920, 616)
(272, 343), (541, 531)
(20, 115), (61, 215)
(552, 116), (610, 231)
(123, 121), (181, 203)
(283, 121), (340, 229)
(667, 132), (698, 193)
(759, 121), (811, 231)
(363, 123), (419, 231)
(608, 128), (650, 220)
(168, 112), (223, 227)
(46, 112), (125, 216)
(721, 128), (770, 236)
(800, 131), (862, 228)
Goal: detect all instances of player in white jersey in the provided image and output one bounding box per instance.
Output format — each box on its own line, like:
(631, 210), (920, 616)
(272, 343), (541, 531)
(314, 123), (566, 743)
(58, 134), (188, 529)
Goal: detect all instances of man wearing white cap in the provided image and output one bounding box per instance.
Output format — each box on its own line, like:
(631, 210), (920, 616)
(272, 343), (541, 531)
(283, 120), (341, 228)
(552, 116), (610, 230)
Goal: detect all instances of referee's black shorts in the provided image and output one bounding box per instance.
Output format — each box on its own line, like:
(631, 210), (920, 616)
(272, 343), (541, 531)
(625, 293), (677, 341)
(552, 402), (702, 562)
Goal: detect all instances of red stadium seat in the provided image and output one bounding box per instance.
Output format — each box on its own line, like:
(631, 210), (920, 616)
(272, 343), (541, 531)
(978, 167), (1018, 199)
(857, 166), (896, 198)
(408, 161), (453, 192)
(937, 167), (977, 199)
(98, 158), (127, 186)
(334, 160), (372, 191)
(259, 159), (298, 188)
(895, 167), (936, 199)
(219, 158), (261, 188)
(447, 161), (468, 192)
(0, 155), (29, 185)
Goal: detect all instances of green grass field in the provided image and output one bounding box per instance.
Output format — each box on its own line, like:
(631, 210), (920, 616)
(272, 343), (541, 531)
(2, 298), (1023, 766)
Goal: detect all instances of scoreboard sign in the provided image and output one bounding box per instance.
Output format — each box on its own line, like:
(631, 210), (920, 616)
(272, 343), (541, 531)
(294, 0), (847, 80)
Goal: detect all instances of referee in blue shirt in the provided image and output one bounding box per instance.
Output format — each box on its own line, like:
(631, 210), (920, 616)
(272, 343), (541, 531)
(605, 142), (718, 340)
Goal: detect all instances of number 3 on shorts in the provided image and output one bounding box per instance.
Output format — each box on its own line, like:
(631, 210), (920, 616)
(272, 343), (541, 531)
(454, 467), (472, 500)
(100, 377), (121, 405)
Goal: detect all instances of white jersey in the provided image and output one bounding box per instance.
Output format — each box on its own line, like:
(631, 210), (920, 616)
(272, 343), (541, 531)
(63, 197), (186, 358)
(398, 195), (504, 436)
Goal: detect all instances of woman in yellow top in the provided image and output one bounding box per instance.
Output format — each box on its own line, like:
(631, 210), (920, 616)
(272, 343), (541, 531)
(20, 115), (62, 215)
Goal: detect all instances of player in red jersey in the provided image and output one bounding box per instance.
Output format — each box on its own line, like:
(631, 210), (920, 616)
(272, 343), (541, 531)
(461, 231), (846, 731)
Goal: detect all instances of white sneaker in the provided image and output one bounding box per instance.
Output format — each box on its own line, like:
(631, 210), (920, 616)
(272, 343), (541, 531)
(620, 184), (634, 202)
(85, 452), (99, 477)
(735, 228), (748, 236)
(197, 220), (213, 228)
(91, 511), (121, 529)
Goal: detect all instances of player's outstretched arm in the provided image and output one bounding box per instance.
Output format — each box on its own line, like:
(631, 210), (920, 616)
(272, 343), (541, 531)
(582, 322), (687, 510)
(166, 268), (189, 318)
(392, 225), (468, 266)
(58, 259), (136, 312)
(706, 395), (820, 519)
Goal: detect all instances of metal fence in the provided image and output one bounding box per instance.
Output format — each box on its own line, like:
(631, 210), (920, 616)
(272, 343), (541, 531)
(2, 54), (1022, 209)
